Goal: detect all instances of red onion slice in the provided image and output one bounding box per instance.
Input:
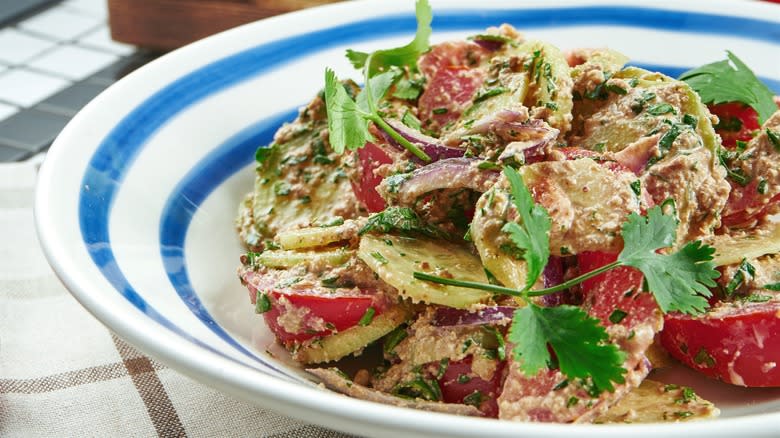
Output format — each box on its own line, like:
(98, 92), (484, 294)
(379, 118), (466, 163)
(380, 157), (500, 205)
(432, 306), (516, 327)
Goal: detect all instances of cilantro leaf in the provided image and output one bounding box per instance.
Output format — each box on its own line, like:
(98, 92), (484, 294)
(356, 70), (399, 113)
(346, 49), (369, 69)
(501, 166), (551, 291)
(355, 0), (432, 76)
(359, 206), (450, 239)
(323, 68), (372, 154)
(618, 206), (717, 315)
(680, 51), (776, 124)
(509, 304), (626, 392)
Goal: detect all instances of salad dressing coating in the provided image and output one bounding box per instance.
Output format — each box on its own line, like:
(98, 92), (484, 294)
(235, 12), (780, 423)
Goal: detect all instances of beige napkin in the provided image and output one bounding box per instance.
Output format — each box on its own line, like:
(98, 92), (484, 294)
(0, 157), (354, 438)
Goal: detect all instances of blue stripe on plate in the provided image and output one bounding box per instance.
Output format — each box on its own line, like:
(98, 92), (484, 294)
(78, 5), (780, 366)
(159, 109), (299, 376)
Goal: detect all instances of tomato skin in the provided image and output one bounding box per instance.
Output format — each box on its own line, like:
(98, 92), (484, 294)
(350, 142), (393, 213)
(437, 356), (504, 418)
(417, 41), (487, 132)
(577, 251), (659, 329)
(660, 301), (780, 387)
(248, 287), (381, 345)
(708, 103), (760, 148)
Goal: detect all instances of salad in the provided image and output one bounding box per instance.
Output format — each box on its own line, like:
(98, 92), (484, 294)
(236, 0), (780, 423)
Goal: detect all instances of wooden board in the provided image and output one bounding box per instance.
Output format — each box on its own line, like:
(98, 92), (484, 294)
(107, 0), (342, 51)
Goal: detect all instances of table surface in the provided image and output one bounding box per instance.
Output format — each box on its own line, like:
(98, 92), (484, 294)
(0, 1), (355, 437)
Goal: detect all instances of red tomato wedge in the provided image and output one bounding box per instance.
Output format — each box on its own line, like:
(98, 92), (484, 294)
(437, 356), (505, 418)
(708, 102), (761, 149)
(660, 299), (780, 387)
(417, 41), (487, 132)
(243, 271), (386, 345)
(351, 141), (393, 213)
(578, 252), (660, 329)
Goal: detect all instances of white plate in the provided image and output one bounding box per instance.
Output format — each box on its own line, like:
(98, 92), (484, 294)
(35, 0), (780, 436)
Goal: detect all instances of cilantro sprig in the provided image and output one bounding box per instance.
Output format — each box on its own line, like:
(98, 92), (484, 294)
(680, 51), (776, 124)
(323, 0), (433, 161)
(414, 166), (719, 393)
(345, 0), (433, 75)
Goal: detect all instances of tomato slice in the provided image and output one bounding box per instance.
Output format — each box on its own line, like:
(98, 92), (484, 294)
(350, 141), (393, 213)
(243, 271), (387, 345)
(660, 299), (780, 387)
(437, 356), (505, 418)
(417, 41), (487, 133)
(708, 102), (761, 149)
(256, 290), (379, 344)
(578, 251), (659, 329)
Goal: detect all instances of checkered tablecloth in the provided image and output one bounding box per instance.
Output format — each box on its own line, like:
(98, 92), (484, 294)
(0, 157), (354, 437)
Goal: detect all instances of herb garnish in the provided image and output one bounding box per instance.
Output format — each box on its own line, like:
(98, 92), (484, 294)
(323, 0), (433, 161)
(414, 166), (719, 392)
(680, 51), (776, 124)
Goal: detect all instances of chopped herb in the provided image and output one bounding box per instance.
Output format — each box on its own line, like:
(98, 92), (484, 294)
(567, 396), (579, 407)
(359, 207), (449, 239)
(358, 307), (376, 326)
(320, 276), (340, 288)
(674, 411), (694, 419)
(763, 282), (780, 291)
(693, 348), (716, 368)
(432, 107), (449, 114)
(741, 294), (771, 303)
(553, 379), (569, 391)
(767, 129), (780, 151)
(560, 246), (571, 255)
(605, 83), (627, 95)
(631, 91), (657, 114)
(468, 33), (516, 46)
(457, 374), (472, 384)
(370, 251), (389, 264)
(273, 181), (292, 196)
(608, 309), (628, 324)
(630, 180), (641, 197)
(437, 358), (449, 379)
(682, 114), (698, 128)
(723, 258), (755, 297)
(402, 110), (422, 131)
(255, 145), (274, 164)
(393, 377), (442, 402)
(254, 291), (271, 314)
(758, 178), (768, 194)
(664, 383), (680, 392)
(473, 86), (508, 103)
(463, 390), (486, 407)
(462, 338), (474, 353)
(384, 326), (408, 355)
(646, 103), (677, 116)
(482, 325), (506, 361)
(593, 142), (606, 152)
(319, 217), (345, 227)
(478, 160), (500, 170)
(676, 386), (697, 404)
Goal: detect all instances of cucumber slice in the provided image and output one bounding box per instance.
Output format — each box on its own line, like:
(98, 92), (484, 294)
(579, 68), (718, 155)
(253, 248), (353, 269)
(471, 186), (529, 290)
(251, 116), (359, 241)
(277, 219), (360, 250)
(358, 234), (491, 308)
(293, 304), (413, 364)
(707, 224), (780, 267)
(517, 40), (573, 133)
